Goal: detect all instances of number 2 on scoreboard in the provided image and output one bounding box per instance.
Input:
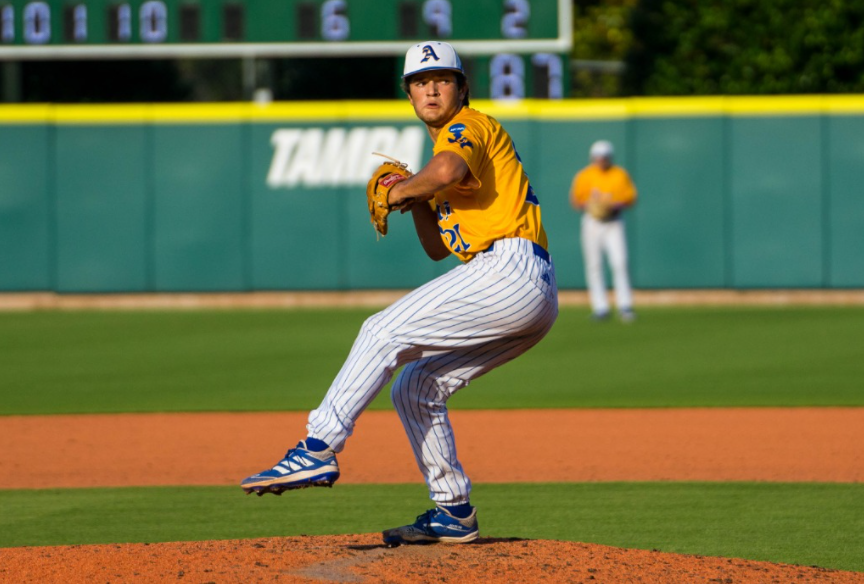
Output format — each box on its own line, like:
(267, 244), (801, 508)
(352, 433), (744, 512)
(502, 0), (530, 39)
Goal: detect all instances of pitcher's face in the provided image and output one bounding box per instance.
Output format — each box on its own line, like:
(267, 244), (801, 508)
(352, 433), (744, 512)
(406, 71), (466, 128)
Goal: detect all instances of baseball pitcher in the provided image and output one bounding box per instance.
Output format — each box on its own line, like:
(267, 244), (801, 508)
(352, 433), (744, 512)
(242, 41), (558, 546)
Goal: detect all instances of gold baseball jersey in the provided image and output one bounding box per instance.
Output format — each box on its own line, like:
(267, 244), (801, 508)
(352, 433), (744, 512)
(570, 165), (637, 208)
(432, 107), (548, 262)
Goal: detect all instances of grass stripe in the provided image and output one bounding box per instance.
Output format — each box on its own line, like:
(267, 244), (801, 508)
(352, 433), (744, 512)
(2, 307), (863, 415)
(1, 483), (862, 572)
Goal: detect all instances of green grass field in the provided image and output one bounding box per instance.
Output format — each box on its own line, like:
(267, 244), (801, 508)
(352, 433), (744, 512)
(1, 306), (862, 572)
(1, 483), (862, 572)
(2, 306), (863, 414)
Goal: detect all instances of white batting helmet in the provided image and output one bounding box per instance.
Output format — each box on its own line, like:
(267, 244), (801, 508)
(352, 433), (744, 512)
(403, 41), (464, 78)
(590, 140), (615, 160)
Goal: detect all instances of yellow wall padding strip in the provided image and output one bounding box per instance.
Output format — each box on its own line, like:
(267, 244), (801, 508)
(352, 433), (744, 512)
(1, 95), (864, 124)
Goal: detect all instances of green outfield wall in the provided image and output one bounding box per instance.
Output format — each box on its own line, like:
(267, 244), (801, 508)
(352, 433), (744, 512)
(1, 97), (863, 293)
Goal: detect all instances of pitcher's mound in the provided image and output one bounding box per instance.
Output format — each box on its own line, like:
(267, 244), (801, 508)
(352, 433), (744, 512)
(2, 534), (861, 583)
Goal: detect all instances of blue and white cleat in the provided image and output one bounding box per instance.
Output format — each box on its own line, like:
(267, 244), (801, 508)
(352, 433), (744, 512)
(590, 310), (611, 322)
(241, 441), (340, 496)
(382, 506), (479, 546)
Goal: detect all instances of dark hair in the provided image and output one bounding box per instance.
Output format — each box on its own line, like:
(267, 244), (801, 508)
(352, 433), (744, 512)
(401, 71), (470, 107)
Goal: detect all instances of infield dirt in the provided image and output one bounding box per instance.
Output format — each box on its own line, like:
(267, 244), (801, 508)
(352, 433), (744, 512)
(2, 408), (862, 582)
(3, 408), (863, 488)
(3, 534), (864, 584)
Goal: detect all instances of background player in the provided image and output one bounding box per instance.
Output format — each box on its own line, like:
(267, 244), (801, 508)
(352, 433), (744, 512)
(241, 41), (558, 546)
(570, 140), (638, 322)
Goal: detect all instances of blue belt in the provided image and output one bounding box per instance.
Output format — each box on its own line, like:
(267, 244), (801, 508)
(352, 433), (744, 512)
(486, 241), (550, 263)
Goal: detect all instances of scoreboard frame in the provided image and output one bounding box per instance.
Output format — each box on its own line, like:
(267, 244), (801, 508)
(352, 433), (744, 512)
(0, 0), (572, 59)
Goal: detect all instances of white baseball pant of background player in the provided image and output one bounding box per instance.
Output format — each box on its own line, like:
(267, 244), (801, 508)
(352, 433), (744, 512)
(581, 214), (633, 315)
(307, 237), (558, 504)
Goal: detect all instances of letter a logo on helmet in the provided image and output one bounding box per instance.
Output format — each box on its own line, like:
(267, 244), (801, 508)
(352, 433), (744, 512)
(420, 45), (440, 63)
(403, 41), (464, 78)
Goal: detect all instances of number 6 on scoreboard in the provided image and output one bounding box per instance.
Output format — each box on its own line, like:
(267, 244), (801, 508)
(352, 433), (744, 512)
(322, 0), (350, 41)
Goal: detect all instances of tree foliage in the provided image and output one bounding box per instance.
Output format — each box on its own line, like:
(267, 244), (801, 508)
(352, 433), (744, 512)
(570, 0), (637, 97)
(624, 0), (864, 95)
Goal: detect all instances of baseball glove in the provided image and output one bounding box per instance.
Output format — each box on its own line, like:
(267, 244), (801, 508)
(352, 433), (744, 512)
(587, 191), (614, 221)
(366, 154), (412, 237)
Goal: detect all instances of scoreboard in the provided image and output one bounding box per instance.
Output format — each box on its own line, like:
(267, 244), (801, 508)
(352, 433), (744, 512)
(0, 0), (570, 57)
(0, 0), (571, 98)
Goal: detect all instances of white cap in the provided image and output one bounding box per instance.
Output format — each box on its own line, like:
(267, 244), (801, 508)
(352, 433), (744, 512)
(589, 140), (614, 160)
(403, 41), (463, 78)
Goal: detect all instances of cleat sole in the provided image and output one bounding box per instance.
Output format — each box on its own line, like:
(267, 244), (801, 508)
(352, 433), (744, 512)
(381, 535), (477, 546)
(381, 529), (479, 546)
(241, 476), (338, 496)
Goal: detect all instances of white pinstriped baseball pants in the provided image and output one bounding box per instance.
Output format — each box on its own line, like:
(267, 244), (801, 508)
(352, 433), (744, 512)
(581, 214), (633, 314)
(307, 237), (558, 505)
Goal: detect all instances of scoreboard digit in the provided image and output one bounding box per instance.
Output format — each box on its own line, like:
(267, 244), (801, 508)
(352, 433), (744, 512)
(469, 52), (565, 100)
